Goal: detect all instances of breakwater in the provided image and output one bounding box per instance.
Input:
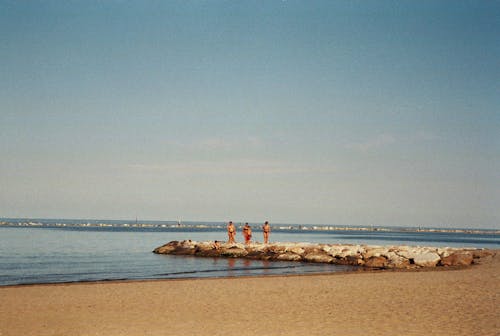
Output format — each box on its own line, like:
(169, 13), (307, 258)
(154, 240), (496, 269)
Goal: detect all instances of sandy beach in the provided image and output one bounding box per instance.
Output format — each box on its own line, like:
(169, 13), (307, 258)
(1, 252), (498, 336)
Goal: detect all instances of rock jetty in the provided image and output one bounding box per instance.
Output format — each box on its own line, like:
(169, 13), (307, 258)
(153, 240), (495, 269)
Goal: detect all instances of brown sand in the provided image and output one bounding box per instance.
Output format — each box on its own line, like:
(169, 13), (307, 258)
(1, 254), (498, 336)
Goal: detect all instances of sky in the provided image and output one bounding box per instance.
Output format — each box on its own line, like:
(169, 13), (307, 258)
(1, 0), (499, 229)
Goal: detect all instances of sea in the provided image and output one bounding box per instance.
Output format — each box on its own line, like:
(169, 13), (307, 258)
(1, 218), (498, 286)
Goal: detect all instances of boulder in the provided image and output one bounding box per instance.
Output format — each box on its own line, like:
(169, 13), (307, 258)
(364, 256), (388, 268)
(324, 245), (344, 258)
(276, 253), (303, 261)
(153, 240), (198, 255)
(334, 255), (363, 266)
(339, 247), (361, 258)
(437, 248), (456, 258)
(385, 251), (410, 269)
(363, 247), (389, 260)
(440, 252), (473, 266)
(304, 252), (334, 263)
(267, 244), (287, 254)
(303, 246), (323, 255)
(286, 246), (306, 256)
(153, 241), (179, 254)
(353, 245), (367, 256)
(245, 246), (267, 258)
(197, 249), (224, 257)
(220, 246), (248, 258)
(413, 252), (441, 267)
(180, 240), (196, 247)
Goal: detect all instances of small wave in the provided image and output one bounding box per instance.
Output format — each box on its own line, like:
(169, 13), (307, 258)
(154, 264), (301, 277)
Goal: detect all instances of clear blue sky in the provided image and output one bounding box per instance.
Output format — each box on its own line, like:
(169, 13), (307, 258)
(1, 1), (499, 228)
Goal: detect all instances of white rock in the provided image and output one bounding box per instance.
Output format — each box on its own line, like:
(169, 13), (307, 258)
(363, 247), (389, 259)
(325, 246), (344, 257)
(277, 253), (303, 261)
(287, 246), (305, 255)
(413, 252), (441, 267)
(385, 251), (410, 268)
(304, 253), (334, 263)
(354, 245), (366, 255)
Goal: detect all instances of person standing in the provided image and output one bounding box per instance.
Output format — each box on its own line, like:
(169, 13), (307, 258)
(227, 221), (236, 243)
(262, 221), (270, 244)
(242, 223), (252, 245)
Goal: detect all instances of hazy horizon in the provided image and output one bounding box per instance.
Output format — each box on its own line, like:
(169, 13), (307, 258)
(1, 1), (499, 229)
(2, 216), (500, 231)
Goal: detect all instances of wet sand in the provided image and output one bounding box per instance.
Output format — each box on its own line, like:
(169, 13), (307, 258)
(1, 252), (498, 336)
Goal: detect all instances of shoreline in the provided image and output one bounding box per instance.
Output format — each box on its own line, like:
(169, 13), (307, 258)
(3, 245), (497, 288)
(0, 261), (475, 289)
(1, 254), (498, 336)
(4, 247), (490, 288)
(2, 221), (499, 235)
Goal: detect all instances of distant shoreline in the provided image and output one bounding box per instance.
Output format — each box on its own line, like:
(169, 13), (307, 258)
(1, 219), (498, 235)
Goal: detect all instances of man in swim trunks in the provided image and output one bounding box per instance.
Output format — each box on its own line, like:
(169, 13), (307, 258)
(262, 221), (270, 244)
(227, 221), (236, 243)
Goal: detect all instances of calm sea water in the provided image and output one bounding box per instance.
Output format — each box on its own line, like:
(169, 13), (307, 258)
(1, 223), (498, 286)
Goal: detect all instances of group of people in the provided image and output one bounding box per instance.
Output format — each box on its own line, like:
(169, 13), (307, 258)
(226, 221), (270, 245)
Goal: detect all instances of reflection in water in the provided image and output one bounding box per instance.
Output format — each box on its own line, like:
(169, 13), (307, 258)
(224, 258), (282, 276)
(243, 259), (251, 275)
(227, 258), (236, 276)
(261, 260), (271, 275)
